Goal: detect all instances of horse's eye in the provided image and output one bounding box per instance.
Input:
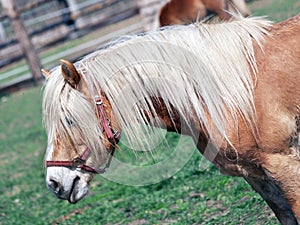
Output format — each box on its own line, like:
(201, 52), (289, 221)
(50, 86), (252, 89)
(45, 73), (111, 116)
(65, 116), (76, 127)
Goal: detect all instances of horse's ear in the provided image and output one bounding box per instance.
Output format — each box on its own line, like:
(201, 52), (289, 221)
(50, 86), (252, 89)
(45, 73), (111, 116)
(41, 69), (51, 78)
(60, 59), (81, 88)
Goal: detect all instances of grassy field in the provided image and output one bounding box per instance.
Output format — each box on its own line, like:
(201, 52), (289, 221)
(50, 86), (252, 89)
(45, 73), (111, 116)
(0, 1), (299, 224)
(0, 87), (278, 225)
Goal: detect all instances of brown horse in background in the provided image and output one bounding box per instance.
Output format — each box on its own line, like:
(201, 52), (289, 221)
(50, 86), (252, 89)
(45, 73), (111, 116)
(159, 0), (251, 26)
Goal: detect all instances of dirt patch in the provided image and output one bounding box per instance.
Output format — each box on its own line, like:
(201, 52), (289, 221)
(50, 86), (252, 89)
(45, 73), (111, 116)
(51, 206), (90, 225)
(128, 220), (150, 225)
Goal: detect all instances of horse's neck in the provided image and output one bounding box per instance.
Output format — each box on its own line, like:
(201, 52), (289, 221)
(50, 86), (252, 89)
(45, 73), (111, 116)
(144, 97), (208, 140)
(148, 97), (181, 133)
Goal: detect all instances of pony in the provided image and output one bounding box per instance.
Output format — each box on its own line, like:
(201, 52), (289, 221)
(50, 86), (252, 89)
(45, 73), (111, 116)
(159, 0), (251, 26)
(42, 14), (300, 224)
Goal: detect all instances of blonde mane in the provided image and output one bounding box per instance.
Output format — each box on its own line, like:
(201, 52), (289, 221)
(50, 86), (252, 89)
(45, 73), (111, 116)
(43, 16), (271, 158)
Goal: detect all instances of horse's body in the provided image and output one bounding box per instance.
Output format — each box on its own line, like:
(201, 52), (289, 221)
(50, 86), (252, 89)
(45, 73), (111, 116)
(159, 0), (251, 26)
(43, 14), (300, 224)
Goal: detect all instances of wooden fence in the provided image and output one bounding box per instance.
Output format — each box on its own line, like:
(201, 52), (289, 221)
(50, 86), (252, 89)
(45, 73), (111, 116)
(0, 0), (167, 94)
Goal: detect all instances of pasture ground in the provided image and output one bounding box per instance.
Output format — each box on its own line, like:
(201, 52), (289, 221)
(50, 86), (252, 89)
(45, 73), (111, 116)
(0, 0), (299, 224)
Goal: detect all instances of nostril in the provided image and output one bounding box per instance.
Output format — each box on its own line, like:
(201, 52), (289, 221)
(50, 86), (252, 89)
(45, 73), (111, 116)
(48, 178), (62, 195)
(49, 179), (58, 189)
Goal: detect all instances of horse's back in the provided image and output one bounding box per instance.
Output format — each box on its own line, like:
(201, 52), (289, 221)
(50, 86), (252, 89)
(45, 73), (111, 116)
(270, 13), (300, 43)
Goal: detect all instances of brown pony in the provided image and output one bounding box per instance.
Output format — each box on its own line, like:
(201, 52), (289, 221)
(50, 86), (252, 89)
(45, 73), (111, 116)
(159, 0), (251, 26)
(43, 14), (300, 224)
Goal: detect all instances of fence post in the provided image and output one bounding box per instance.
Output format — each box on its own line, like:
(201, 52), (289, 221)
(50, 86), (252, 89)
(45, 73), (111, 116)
(0, 0), (42, 84)
(137, 0), (168, 31)
(66, 0), (80, 23)
(0, 22), (6, 42)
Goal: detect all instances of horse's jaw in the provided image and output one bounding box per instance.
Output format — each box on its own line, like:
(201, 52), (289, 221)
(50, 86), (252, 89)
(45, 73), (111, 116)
(46, 167), (91, 203)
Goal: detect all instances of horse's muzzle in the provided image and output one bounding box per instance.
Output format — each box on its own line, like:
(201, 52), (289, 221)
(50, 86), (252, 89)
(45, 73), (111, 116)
(46, 167), (89, 203)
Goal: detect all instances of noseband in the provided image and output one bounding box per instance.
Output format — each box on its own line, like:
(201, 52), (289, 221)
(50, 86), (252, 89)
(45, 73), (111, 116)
(46, 96), (120, 174)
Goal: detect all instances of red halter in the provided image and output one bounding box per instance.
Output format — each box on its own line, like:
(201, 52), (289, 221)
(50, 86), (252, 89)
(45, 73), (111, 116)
(46, 96), (120, 174)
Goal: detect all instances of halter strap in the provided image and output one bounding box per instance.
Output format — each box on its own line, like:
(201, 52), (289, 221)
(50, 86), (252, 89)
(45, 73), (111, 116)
(95, 96), (120, 143)
(46, 96), (120, 174)
(46, 147), (115, 174)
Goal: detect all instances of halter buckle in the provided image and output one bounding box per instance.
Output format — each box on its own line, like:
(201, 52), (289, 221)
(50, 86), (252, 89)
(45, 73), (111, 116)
(73, 157), (85, 168)
(95, 96), (103, 105)
(113, 130), (120, 142)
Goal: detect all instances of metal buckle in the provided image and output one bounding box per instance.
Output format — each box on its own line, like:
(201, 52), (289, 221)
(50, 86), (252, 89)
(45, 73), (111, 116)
(113, 130), (120, 143)
(73, 157), (85, 168)
(94, 96), (103, 105)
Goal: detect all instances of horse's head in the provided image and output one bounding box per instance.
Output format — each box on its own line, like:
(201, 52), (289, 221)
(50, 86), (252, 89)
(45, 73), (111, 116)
(43, 60), (120, 203)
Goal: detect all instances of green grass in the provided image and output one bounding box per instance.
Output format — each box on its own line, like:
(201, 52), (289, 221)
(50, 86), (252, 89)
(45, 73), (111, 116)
(248, 0), (300, 21)
(0, 88), (278, 224)
(0, 1), (298, 224)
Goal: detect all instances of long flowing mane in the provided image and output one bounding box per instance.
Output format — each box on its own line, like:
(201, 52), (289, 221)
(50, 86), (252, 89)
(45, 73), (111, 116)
(43, 16), (271, 157)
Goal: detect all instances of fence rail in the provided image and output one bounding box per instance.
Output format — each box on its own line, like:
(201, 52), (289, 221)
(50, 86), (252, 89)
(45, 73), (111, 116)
(0, 0), (139, 66)
(0, 19), (144, 90)
(0, 0), (165, 94)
